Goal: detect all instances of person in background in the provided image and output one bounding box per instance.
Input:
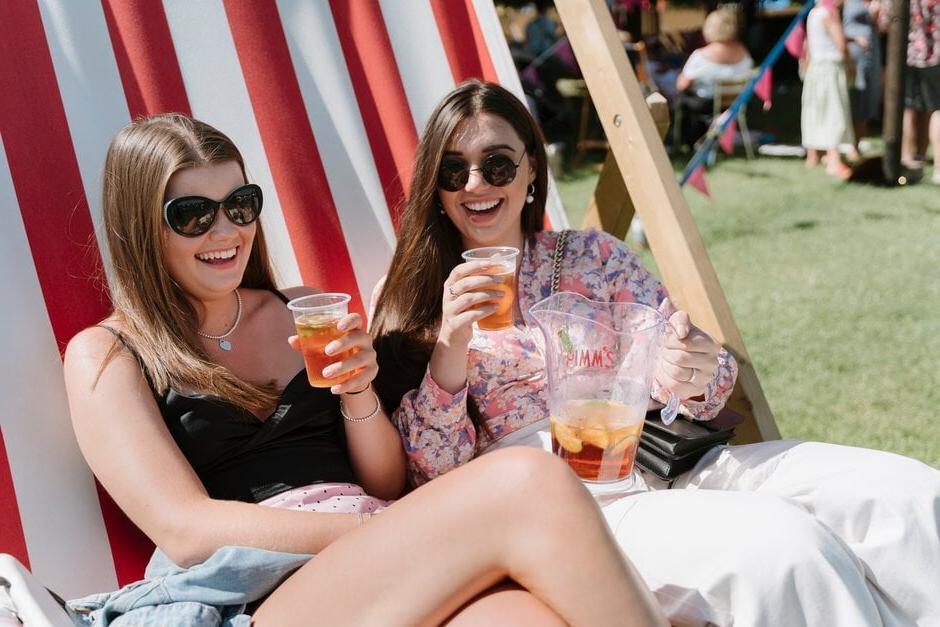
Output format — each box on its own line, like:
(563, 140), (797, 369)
(802, 0), (856, 179)
(608, 0), (667, 43)
(843, 0), (884, 156)
(524, 0), (559, 58)
(902, 0), (940, 183)
(674, 9), (754, 148)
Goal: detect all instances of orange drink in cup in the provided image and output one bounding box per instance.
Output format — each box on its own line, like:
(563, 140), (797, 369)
(287, 293), (357, 388)
(461, 246), (520, 331)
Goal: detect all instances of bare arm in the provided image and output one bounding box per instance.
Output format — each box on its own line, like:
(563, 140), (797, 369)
(430, 260), (501, 392)
(675, 72), (692, 93)
(64, 327), (363, 567)
(676, 48), (707, 95)
(824, 8), (849, 56)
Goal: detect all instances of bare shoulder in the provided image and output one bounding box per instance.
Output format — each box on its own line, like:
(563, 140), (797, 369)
(63, 323), (144, 404)
(64, 324), (122, 375)
(728, 41), (751, 63)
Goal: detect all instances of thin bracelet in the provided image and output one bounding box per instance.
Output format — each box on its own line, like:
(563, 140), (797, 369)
(340, 390), (381, 422)
(344, 383), (370, 395)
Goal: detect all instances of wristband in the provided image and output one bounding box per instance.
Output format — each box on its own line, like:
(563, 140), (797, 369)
(340, 390), (381, 422)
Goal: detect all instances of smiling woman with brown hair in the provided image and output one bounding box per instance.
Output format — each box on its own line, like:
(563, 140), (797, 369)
(372, 79), (940, 627)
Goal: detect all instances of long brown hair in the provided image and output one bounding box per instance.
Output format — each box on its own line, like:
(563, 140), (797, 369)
(371, 80), (548, 423)
(101, 113), (279, 412)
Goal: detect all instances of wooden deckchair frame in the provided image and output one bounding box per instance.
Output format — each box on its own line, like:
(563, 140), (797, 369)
(554, 0), (780, 443)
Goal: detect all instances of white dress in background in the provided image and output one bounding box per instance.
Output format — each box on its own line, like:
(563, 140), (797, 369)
(802, 5), (855, 149)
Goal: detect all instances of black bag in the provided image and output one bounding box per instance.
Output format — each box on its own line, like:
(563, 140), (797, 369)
(635, 409), (743, 481)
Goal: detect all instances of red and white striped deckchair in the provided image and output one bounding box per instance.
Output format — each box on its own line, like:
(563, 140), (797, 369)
(0, 0), (568, 599)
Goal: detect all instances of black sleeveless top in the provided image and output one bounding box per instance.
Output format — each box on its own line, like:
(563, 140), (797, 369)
(100, 290), (357, 504)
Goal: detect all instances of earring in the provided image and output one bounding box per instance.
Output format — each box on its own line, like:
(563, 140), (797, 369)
(526, 184), (535, 204)
(436, 198), (445, 215)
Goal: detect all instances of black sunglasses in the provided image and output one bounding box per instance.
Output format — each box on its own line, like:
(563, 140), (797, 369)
(163, 183), (263, 237)
(437, 150), (527, 192)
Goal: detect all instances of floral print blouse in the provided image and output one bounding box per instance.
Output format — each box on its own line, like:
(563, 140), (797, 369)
(387, 229), (738, 486)
(908, 0), (940, 68)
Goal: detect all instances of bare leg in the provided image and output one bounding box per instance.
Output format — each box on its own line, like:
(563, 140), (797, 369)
(902, 108), (921, 165)
(805, 148), (820, 168)
(825, 148), (851, 179)
(253, 448), (666, 627)
(444, 581), (567, 627)
(929, 110), (940, 180)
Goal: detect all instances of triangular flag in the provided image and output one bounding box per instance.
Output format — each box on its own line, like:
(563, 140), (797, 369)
(719, 118), (737, 155)
(754, 68), (773, 111)
(785, 22), (805, 58)
(687, 165), (711, 199)
(521, 64), (540, 87)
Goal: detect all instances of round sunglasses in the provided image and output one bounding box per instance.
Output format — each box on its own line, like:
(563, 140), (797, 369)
(163, 183), (263, 237)
(437, 150), (527, 192)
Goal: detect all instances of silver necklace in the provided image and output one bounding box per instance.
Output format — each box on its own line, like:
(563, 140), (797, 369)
(197, 289), (242, 351)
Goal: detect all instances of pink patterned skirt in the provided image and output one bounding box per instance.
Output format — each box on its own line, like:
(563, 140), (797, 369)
(258, 482), (390, 514)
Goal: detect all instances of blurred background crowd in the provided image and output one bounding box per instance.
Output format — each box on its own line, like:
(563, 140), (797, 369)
(495, 0), (940, 184)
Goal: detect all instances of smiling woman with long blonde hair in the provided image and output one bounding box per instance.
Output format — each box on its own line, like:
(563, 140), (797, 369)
(62, 113), (666, 626)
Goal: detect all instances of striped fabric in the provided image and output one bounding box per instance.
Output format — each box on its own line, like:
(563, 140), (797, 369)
(0, 0), (568, 598)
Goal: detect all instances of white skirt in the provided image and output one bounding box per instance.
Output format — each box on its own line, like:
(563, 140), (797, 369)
(801, 59), (855, 149)
(488, 426), (940, 626)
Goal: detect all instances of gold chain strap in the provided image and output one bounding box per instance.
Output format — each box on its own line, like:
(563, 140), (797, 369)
(550, 229), (570, 295)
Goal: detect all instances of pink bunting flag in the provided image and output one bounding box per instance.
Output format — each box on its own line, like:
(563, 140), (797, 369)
(719, 118), (737, 155)
(754, 68), (773, 111)
(687, 165), (711, 199)
(785, 22), (805, 58)
(521, 64), (540, 86)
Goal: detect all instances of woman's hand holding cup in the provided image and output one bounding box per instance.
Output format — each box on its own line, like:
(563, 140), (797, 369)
(288, 312), (377, 395)
(439, 260), (504, 348)
(287, 293), (378, 395)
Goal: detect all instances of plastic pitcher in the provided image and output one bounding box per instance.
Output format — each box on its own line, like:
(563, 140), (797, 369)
(529, 292), (679, 488)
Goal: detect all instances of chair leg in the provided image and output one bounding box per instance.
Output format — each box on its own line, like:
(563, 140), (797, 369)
(738, 111), (755, 160)
(672, 103), (683, 152)
(575, 94), (592, 164)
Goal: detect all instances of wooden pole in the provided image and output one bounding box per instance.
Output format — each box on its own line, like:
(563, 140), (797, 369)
(882, 0), (910, 184)
(555, 0), (780, 441)
(581, 93), (669, 239)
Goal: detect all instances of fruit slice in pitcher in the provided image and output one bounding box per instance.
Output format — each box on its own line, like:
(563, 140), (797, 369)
(551, 420), (583, 453)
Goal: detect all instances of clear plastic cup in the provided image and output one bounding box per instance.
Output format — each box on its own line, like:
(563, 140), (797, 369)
(287, 293), (356, 388)
(461, 246), (520, 331)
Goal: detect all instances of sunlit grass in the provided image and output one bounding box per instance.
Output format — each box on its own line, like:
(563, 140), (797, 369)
(557, 155), (940, 466)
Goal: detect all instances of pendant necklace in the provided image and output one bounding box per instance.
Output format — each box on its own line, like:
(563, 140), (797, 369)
(197, 289), (242, 351)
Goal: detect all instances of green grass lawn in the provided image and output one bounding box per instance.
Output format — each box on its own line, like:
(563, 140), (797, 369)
(557, 156), (940, 467)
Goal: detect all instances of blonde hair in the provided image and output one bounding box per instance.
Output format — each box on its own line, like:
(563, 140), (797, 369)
(703, 9), (738, 44)
(101, 114), (278, 412)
